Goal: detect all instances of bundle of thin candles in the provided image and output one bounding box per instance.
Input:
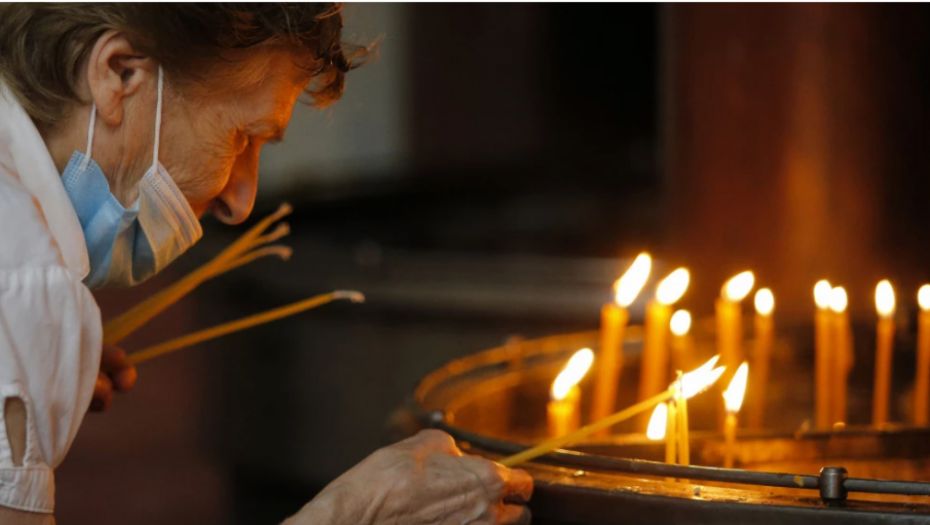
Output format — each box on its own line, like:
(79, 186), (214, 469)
(102, 203), (364, 364)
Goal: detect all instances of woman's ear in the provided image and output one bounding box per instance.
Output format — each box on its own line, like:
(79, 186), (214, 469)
(85, 30), (156, 127)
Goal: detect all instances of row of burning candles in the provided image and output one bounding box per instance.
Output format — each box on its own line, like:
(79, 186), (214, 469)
(540, 253), (930, 469)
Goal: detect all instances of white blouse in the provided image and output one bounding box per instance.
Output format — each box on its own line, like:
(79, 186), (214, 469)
(0, 82), (102, 515)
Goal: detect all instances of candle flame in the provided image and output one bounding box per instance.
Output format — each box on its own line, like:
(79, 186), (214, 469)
(723, 271), (755, 302)
(754, 288), (774, 316)
(723, 362), (749, 413)
(551, 348), (594, 400)
(876, 280), (895, 318)
(670, 310), (692, 336)
(919, 285), (930, 312)
(646, 403), (667, 440)
(829, 286), (848, 313)
(656, 268), (690, 305)
(678, 355), (726, 399)
(814, 280), (833, 310)
(614, 253), (652, 307)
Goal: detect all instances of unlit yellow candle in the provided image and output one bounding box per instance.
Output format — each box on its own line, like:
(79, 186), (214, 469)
(639, 268), (689, 430)
(916, 285), (930, 426)
(873, 280), (896, 427)
(830, 287), (852, 425)
(813, 280), (834, 430)
(749, 289), (774, 429)
(592, 254), (650, 434)
(666, 401), (678, 464)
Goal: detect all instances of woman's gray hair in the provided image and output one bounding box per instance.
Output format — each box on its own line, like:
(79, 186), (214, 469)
(0, 3), (368, 131)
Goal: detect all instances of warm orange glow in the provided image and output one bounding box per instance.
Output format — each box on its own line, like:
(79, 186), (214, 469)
(754, 288), (774, 316)
(670, 310), (692, 336)
(723, 271), (755, 302)
(876, 280), (895, 318)
(679, 355), (726, 399)
(829, 286), (848, 313)
(656, 268), (690, 305)
(551, 348), (595, 400)
(920, 285), (930, 312)
(646, 403), (668, 440)
(814, 280), (833, 310)
(723, 362), (749, 413)
(614, 253), (652, 307)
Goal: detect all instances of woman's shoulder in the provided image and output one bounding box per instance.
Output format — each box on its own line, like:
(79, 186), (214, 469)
(0, 166), (67, 272)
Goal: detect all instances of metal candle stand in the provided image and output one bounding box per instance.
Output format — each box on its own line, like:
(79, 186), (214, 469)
(412, 329), (930, 523)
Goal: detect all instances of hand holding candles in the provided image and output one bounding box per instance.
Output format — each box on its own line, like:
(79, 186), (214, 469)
(548, 348), (595, 436)
(749, 289), (774, 429)
(813, 280), (834, 429)
(722, 362), (749, 469)
(916, 285), (930, 425)
(873, 280), (896, 427)
(593, 253), (651, 430)
(639, 268), (690, 428)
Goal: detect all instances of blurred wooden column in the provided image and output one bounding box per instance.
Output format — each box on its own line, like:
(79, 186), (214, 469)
(661, 4), (900, 321)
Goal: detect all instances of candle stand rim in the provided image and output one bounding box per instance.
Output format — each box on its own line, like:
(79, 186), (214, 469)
(429, 419), (930, 500)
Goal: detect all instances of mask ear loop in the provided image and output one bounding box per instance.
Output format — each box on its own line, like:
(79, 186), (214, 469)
(152, 66), (163, 171)
(78, 104), (97, 171)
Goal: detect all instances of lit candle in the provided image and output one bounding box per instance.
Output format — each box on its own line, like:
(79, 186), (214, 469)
(916, 285), (930, 426)
(676, 355), (725, 467)
(502, 356), (726, 468)
(639, 268), (689, 430)
(723, 362), (749, 469)
(830, 287), (852, 425)
(749, 288), (774, 429)
(717, 272), (755, 382)
(873, 280), (896, 427)
(646, 402), (676, 465)
(592, 253), (651, 432)
(548, 348), (595, 436)
(670, 310), (694, 372)
(675, 373), (689, 466)
(813, 280), (834, 430)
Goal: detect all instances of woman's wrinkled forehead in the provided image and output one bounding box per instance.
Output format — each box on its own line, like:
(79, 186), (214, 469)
(182, 45), (317, 98)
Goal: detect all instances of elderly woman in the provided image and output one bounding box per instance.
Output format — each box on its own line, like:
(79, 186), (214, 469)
(0, 4), (532, 524)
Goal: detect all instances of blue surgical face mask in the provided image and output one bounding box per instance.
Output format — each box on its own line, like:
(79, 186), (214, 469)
(62, 67), (202, 289)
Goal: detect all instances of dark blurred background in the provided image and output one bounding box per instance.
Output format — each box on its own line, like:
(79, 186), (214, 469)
(57, 3), (930, 524)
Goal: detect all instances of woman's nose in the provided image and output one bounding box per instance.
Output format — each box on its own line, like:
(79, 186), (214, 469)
(212, 153), (258, 225)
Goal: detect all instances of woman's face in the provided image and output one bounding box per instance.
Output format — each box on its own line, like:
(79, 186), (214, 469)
(160, 51), (311, 224)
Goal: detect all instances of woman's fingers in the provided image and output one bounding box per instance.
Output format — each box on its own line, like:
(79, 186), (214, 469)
(101, 343), (137, 392)
(403, 429), (463, 455)
(496, 503), (532, 525)
(499, 467), (534, 504)
(100, 344), (128, 373)
(457, 456), (534, 505)
(112, 365), (138, 392)
(90, 372), (113, 412)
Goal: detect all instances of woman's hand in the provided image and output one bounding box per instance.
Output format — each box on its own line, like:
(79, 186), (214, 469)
(288, 429), (534, 525)
(90, 344), (138, 412)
